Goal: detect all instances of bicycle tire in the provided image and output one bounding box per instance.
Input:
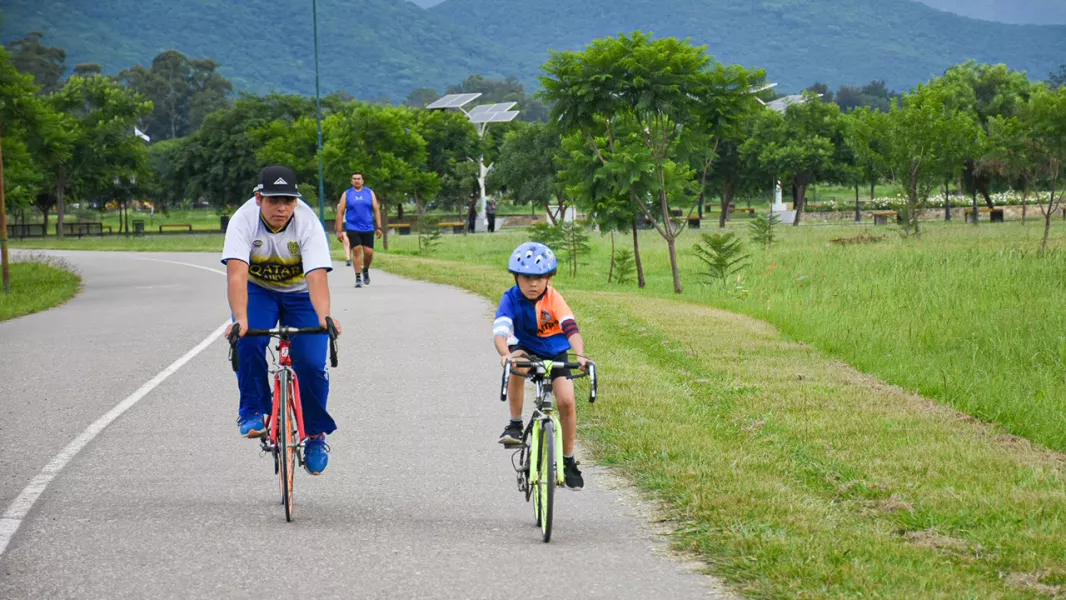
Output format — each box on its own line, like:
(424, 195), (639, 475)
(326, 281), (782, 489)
(537, 418), (556, 543)
(279, 373), (295, 522)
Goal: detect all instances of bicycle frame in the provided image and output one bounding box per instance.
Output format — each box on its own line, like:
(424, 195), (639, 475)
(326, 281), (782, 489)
(265, 339), (307, 448)
(525, 368), (565, 489)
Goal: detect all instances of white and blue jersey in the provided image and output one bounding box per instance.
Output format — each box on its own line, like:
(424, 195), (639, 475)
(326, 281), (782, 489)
(221, 197), (337, 436)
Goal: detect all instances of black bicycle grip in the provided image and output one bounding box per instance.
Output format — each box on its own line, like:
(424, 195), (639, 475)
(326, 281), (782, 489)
(228, 323), (241, 372)
(325, 317), (339, 368)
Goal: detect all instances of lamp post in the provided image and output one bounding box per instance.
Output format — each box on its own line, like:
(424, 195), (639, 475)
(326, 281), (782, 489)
(313, 0), (326, 227)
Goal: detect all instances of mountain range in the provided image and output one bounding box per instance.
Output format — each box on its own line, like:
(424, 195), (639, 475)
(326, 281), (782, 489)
(2, 0), (1064, 101)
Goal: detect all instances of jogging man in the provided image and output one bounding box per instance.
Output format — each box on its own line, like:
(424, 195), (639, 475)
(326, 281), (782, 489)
(335, 172), (382, 288)
(223, 165), (342, 475)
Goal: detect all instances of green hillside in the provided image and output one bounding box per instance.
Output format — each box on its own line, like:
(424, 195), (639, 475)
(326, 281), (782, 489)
(431, 0), (1066, 91)
(0, 0), (531, 99)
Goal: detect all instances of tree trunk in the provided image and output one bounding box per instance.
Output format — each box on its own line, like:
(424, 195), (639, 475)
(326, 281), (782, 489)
(944, 182), (951, 221)
(971, 188), (979, 227)
(854, 184), (861, 222)
(607, 231), (615, 283)
(1042, 206), (1052, 254)
(719, 184), (734, 228)
(978, 178), (994, 209)
(381, 198), (389, 251)
(632, 218), (645, 289)
(667, 235), (681, 294)
(543, 200), (557, 225)
(56, 184), (66, 238)
(870, 181), (876, 201)
(792, 182), (807, 226)
(1022, 180), (1029, 224)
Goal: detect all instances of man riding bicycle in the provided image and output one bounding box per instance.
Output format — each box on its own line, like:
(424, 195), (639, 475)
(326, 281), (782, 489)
(222, 165), (342, 475)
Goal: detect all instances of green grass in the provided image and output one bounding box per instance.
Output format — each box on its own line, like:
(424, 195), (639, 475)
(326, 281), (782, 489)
(0, 258), (81, 321)
(379, 221), (1066, 457)
(381, 255), (1066, 598)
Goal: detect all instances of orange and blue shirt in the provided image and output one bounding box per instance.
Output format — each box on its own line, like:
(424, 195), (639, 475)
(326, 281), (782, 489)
(494, 285), (579, 357)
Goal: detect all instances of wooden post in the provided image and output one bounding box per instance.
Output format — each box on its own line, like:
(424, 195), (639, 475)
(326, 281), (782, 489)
(0, 126), (10, 293)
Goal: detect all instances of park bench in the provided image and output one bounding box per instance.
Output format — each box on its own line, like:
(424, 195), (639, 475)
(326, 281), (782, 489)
(733, 207), (756, 217)
(55, 222), (103, 237)
(159, 223), (193, 233)
(872, 210), (898, 225)
(6, 223), (46, 239)
(963, 207), (1004, 223)
(438, 221), (466, 233)
(389, 223), (412, 236)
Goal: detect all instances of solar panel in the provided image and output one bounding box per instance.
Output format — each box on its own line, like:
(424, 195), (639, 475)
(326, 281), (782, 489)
(426, 93), (482, 110)
(468, 102), (517, 118)
(469, 110), (520, 124)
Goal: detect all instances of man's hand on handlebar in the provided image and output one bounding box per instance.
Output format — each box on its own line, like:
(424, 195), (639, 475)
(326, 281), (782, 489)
(321, 316), (342, 335)
(225, 318), (249, 340)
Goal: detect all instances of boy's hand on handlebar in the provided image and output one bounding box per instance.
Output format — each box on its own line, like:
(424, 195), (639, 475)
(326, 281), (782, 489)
(576, 355), (590, 371)
(500, 350), (526, 367)
(225, 318), (248, 340)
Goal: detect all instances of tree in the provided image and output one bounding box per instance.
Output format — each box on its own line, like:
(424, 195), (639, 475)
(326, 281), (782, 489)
(541, 32), (756, 294)
(934, 62), (1036, 208)
(806, 82), (833, 103)
(743, 93), (842, 226)
(321, 103), (432, 249)
(489, 122), (568, 220)
(403, 87), (441, 109)
(42, 75), (152, 237)
(843, 108), (890, 220)
(880, 85), (979, 236)
(413, 107), (480, 211)
(986, 114), (1036, 223)
(119, 50), (233, 141)
(72, 63), (102, 77)
(5, 32), (66, 94)
(1021, 86), (1066, 253)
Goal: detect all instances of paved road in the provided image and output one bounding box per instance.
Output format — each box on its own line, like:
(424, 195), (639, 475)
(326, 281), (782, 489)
(0, 251), (729, 599)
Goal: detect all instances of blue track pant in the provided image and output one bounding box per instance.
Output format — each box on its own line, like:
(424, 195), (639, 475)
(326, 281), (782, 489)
(236, 283), (336, 436)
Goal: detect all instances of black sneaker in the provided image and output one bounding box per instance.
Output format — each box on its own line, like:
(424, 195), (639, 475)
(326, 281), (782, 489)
(362, 269), (370, 286)
(345, 259), (351, 267)
(499, 421), (523, 447)
(355, 274), (362, 289)
(564, 458), (584, 490)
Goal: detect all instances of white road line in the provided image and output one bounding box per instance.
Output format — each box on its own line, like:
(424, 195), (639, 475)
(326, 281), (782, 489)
(0, 257), (229, 558)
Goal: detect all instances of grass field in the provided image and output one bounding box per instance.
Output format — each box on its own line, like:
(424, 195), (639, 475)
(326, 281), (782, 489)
(380, 221), (1066, 458)
(382, 254), (1066, 599)
(0, 257), (81, 321)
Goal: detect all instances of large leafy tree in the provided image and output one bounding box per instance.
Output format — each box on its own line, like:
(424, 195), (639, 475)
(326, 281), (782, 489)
(42, 75), (152, 236)
(933, 62), (1036, 208)
(1020, 86), (1066, 253)
(413, 107), (479, 211)
(880, 84), (980, 236)
(119, 50), (233, 141)
(5, 32), (65, 94)
(743, 93), (843, 226)
(321, 103), (433, 247)
(488, 122), (567, 220)
(542, 31), (757, 294)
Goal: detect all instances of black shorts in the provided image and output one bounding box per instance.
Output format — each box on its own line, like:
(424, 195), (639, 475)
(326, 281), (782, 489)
(509, 347), (571, 381)
(346, 230), (374, 249)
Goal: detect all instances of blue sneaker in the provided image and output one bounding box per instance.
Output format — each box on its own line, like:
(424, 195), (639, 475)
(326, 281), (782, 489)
(237, 414), (267, 438)
(304, 434), (330, 475)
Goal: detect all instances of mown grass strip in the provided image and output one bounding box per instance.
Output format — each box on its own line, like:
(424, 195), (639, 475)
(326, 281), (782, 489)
(0, 258), (81, 321)
(381, 254), (1066, 599)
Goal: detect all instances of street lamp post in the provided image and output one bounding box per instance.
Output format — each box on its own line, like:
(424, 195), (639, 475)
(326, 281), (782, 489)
(312, 0), (327, 227)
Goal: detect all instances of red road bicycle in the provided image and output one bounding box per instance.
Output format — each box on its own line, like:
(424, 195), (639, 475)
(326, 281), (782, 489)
(228, 318), (338, 521)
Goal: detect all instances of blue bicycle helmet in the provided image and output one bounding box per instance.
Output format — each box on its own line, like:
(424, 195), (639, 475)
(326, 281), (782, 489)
(508, 242), (558, 276)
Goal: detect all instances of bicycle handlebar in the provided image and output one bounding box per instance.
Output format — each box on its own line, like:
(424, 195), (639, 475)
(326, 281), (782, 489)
(227, 316), (339, 372)
(499, 357), (598, 404)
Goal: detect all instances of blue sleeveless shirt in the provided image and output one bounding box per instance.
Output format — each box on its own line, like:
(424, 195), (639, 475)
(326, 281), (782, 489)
(344, 187), (375, 232)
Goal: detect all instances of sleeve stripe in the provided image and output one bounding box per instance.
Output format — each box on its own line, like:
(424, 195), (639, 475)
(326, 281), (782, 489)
(562, 319), (579, 337)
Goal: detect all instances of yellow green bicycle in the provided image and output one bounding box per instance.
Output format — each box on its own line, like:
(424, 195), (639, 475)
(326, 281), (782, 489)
(500, 356), (597, 543)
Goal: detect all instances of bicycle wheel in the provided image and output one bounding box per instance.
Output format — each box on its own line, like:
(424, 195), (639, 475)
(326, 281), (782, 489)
(279, 373), (296, 522)
(533, 418), (556, 543)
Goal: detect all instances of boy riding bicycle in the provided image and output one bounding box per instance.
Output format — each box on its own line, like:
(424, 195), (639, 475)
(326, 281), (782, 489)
(494, 242), (590, 490)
